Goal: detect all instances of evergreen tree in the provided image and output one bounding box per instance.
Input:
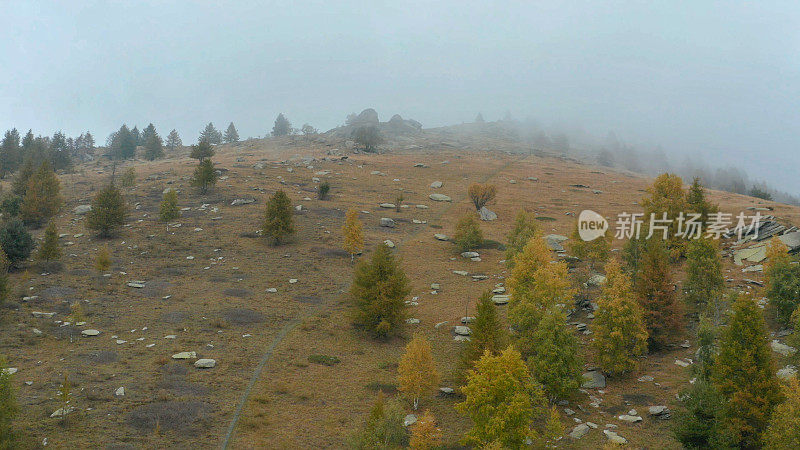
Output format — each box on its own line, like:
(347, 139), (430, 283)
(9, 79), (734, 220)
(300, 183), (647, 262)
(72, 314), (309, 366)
(159, 189), (180, 222)
(505, 210), (539, 268)
(712, 295), (782, 448)
(348, 393), (408, 449)
(342, 208), (364, 261)
(350, 243), (410, 339)
(165, 129), (182, 150)
(49, 131), (72, 171)
(453, 214), (483, 252)
(0, 128), (21, 176)
(143, 133), (164, 161)
(460, 291), (508, 375)
(198, 122), (222, 144)
(271, 113), (292, 136)
(120, 167), (136, 187)
(764, 236), (791, 284)
(397, 333), (440, 410)
(474, 113), (485, 123)
(11, 158), (35, 197)
(95, 245), (112, 272)
(0, 356), (17, 448)
(141, 123), (157, 144)
(191, 159), (217, 194)
(130, 126), (141, 146)
(456, 346), (549, 448)
(641, 173), (688, 257)
(0, 219), (33, 267)
(766, 262), (800, 326)
(262, 190), (294, 244)
(190, 140), (214, 161)
(763, 378), (800, 449)
(82, 131), (95, 150)
(110, 124), (136, 159)
(37, 221), (61, 262)
(86, 184), (127, 238)
(0, 250), (10, 309)
(687, 177), (717, 224)
(684, 238), (725, 317)
(301, 124), (317, 136)
(634, 239), (684, 349)
(20, 160), (62, 227)
(592, 259), (648, 376)
(526, 306), (583, 400)
(224, 122), (239, 143)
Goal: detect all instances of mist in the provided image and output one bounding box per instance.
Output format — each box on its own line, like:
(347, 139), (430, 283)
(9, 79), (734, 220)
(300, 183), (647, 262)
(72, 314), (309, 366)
(2, 1), (799, 194)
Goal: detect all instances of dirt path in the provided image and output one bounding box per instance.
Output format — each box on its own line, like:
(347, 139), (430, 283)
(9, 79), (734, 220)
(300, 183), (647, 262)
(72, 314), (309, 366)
(220, 151), (529, 449)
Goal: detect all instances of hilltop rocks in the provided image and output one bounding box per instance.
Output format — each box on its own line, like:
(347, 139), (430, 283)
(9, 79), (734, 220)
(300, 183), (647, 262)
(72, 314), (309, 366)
(479, 206), (497, 221)
(429, 193), (451, 202)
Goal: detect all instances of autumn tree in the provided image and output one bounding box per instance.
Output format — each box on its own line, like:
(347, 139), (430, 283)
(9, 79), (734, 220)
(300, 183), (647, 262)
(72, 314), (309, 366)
(641, 172), (688, 257)
(350, 243), (410, 339)
(684, 238), (725, 319)
(468, 183), (496, 211)
(526, 306), (583, 400)
(687, 177), (717, 224)
(409, 410), (441, 450)
(11, 159), (35, 197)
(398, 333), (440, 410)
(460, 291), (508, 375)
(0, 220), (33, 267)
(159, 189), (180, 222)
(592, 259), (648, 376)
(764, 236), (791, 284)
(348, 393), (408, 449)
(191, 159), (217, 194)
(272, 113), (292, 136)
(505, 210), (538, 267)
(634, 239), (683, 349)
(453, 214), (483, 252)
(223, 122), (239, 143)
(568, 221), (611, 269)
(165, 129), (182, 150)
(37, 221), (61, 264)
(86, 184), (127, 238)
(712, 295), (782, 449)
(95, 245), (112, 272)
(20, 160), (62, 227)
(456, 346), (550, 448)
(342, 208), (364, 261)
(198, 122), (222, 144)
(763, 378), (800, 449)
(0, 356), (17, 448)
(262, 190), (294, 245)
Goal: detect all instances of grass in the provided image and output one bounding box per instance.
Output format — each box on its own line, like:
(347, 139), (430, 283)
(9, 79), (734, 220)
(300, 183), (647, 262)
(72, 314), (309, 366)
(308, 354), (341, 366)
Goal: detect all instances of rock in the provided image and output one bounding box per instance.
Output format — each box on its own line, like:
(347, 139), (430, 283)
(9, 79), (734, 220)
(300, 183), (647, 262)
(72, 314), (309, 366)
(461, 251), (480, 258)
(231, 198), (256, 206)
(32, 311), (56, 319)
(403, 414), (417, 427)
(454, 326), (471, 336)
(453, 270), (469, 276)
(73, 204), (92, 215)
(777, 365), (798, 380)
(289, 279), (298, 284)
(603, 430), (627, 445)
(115, 387), (125, 396)
(453, 335), (471, 343)
(587, 274), (607, 286)
(742, 264), (763, 273)
(430, 283), (441, 290)
(479, 206), (497, 221)
(461, 317), (475, 324)
(194, 358), (216, 368)
(493, 286), (506, 294)
(384, 239), (395, 248)
(581, 371), (606, 389)
(81, 329), (100, 337)
(429, 193), (452, 202)
(406, 318), (420, 324)
(50, 407), (74, 418)
(430, 181), (443, 189)
(569, 423), (590, 439)
(544, 234), (568, 252)
(380, 218), (396, 228)
(434, 233), (450, 241)
(439, 387), (454, 395)
(295, 205), (303, 211)
(618, 414), (642, 423)
(637, 375), (654, 382)
(771, 340), (797, 357)
(379, 203), (396, 209)
(1, 368), (17, 376)
(171, 351), (197, 360)
(649, 406), (670, 416)
(127, 281), (146, 288)
(492, 295), (510, 305)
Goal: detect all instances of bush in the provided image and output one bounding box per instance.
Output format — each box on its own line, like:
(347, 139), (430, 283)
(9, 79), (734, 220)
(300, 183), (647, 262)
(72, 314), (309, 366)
(95, 245), (112, 272)
(120, 167), (136, 187)
(348, 394), (408, 449)
(159, 189), (180, 222)
(468, 183), (496, 211)
(0, 194), (21, 218)
(189, 141), (214, 161)
(353, 125), (382, 152)
(0, 219), (34, 267)
(454, 214), (483, 252)
(308, 355), (340, 366)
(317, 182), (330, 200)
(86, 184), (127, 238)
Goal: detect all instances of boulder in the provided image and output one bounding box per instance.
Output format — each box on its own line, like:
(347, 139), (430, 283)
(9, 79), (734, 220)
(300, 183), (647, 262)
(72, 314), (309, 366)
(429, 193), (451, 202)
(492, 295), (510, 305)
(777, 365), (798, 380)
(461, 251), (480, 258)
(379, 203), (396, 209)
(73, 205), (92, 215)
(581, 371), (606, 389)
(771, 340), (797, 357)
(81, 329), (100, 337)
(403, 414), (417, 427)
(618, 414), (642, 423)
(569, 423), (590, 439)
(603, 430), (627, 445)
(380, 218), (396, 228)
(384, 239), (395, 248)
(430, 181), (443, 189)
(544, 234), (568, 252)
(587, 274), (607, 286)
(194, 358), (216, 369)
(434, 233), (450, 241)
(115, 387), (125, 396)
(171, 351), (197, 360)
(231, 198), (255, 206)
(454, 326), (471, 336)
(479, 206), (497, 221)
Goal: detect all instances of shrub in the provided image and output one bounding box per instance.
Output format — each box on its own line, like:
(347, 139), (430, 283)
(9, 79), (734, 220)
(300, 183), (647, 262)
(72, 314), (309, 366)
(0, 194), (21, 218)
(159, 189), (180, 222)
(95, 245), (112, 272)
(453, 214), (483, 252)
(37, 221), (61, 263)
(348, 393), (408, 449)
(144, 134), (164, 160)
(468, 183), (496, 211)
(0, 219), (34, 267)
(189, 141), (214, 161)
(308, 355), (340, 366)
(353, 125), (381, 152)
(120, 167), (136, 187)
(317, 182), (330, 200)
(86, 184), (127, 238)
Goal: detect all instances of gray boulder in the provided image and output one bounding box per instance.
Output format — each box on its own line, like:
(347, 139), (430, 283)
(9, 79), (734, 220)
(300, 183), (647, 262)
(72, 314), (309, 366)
(479, 206), (497, 221)
(581, 371), (606, 389)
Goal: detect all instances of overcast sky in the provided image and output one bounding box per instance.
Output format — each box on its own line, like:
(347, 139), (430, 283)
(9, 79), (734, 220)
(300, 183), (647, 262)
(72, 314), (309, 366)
(2, 1), (799, 193)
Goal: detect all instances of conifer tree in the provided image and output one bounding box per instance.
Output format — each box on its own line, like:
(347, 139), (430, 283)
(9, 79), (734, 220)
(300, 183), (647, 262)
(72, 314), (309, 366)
(86, 184), (127, 238)
(11, 158), (34, 197)
(397, 333), (440, 410)
(526, 306), (583, 400)
(634, 239), (683, 349)
(592, 259), (648, 376)
(409, 410), (441, 450)
(159, 189), (180, 222)
(505, 210), (538, 267)
(350, 243), (410, 339)
(224, 122), (239, 143)
(95, 245), (112, 272)
(0, 356), (17, 448)
(684, 238), (725, 315)
(456, 346), (549, 448)
(141, 123), (157, 144)
(37, 221), (61, 263)
(460, 291), (508, 375)
(190, 140), (214, 161)
(342, 208), (364, 261)
(348, 393), (408, 449)
(198, 122), (222, 144)
(0, 220), (33, 267)
(764, 236), (791, 284)
(111, 124), (136, 159)
(191, 159), (217, 194)
(763, 378), (800, 449)
(143, 133), (164, 160)
(687, 177), (717, 224)
(120, 167), (136, 187)
(766, 261), (800, 326)
(453, 214), (483, 252)
(641, 172), (688, 257)
(165, 129), (182, 150)
(262, 190), (294, 245)
(20, 160), (62, 227)
(272, 113), (292, 136)
(568, 221), (611, 269)
(712, 295), (782, 448)
(0, 250), (10, 309)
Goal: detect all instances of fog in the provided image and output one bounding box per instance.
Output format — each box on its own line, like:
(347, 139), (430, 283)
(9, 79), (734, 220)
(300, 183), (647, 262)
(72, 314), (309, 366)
(2, 1), (799, 194)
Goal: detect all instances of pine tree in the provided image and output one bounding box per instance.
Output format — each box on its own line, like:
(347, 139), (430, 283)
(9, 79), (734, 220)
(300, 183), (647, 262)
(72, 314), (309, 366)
(460, 291), (508, 375)
(1, 128), (21, 176)
(130, 126), (141, 146)
(712, 295), (782, 448)
(11, 158), (35, 197)
(20, 160), (62, 227)
(684, 238), (725, 315)
(37, 221), (61, 263)
(764, 236), (791, 284)
(687, 177), (717, 224)
(141, 123), (157, 144)
(165, 129), (182, 150)
(86, 184), (127, 238)
(224, 122), (239, 143)
(453, 214), (483, 252)
(0, 220), (34, 267)
(634, 239), (684, 349)
(641, 173), (688, 257)
(95, 245), (112, 272)
(348, 393), (408, 449)
(766, 262), (800, 326)
(272, 113), (292, 136)
(763, 378), (800, 449)
(397, 333), (440, 410)
(0, 250), (10, 309)
(351, 243), (410, 339)
(111, 124), (136, 159)
(190, 140), (214, 161)
(456, 346), (549, 448)
(0, 356), (17, 448)
(191, 159), (217, 194)
(342, 208), (364, 261)
(505, 210), (539, 268)
(262, 190), (294, 245)
(568, 221), (611, 269)
(143, 133), (164, 160)
(409, 410), (441, 450)
(526, 306), (583, 400)
(198, 122), (222, 144)
(159, 189), (180, 222)
(593, 259), (648, 376)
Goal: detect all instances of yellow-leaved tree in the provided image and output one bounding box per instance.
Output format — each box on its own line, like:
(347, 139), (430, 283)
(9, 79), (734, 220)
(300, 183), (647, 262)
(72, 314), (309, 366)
(341, 208), (364, 261)
(409, 410), (442, 450)
(505, 210), (539, 268)
(398, 332), (439, 410)
(763, 378), (800, 449)
(641, 172), (688, 258)
(764, 236), (790, 284)
(592, 259), (648, 376)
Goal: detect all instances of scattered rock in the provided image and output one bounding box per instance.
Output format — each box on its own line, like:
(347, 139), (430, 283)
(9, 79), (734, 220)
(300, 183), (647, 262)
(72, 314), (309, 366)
(81, 329), (100, 337)
(569, 423), (590, 439)
(581, 371), (606, 389)
(127, 281), (146, 288)
(777, 365), (798, 380)
(618, 414), (643, 423)
(544, 234), (568, 252)
(454, 326), (471, 336)
(194, 359), (216, 369)
(384, 239), (395, 248)
(461, 251), (479, 258)
(50, 407), (75, 418)
(492, 295), (510, 305)
(379, 203), (396, 209)
(171, 351), (197, 360)
(429, 193), (451, 202)
(587, 274), (607, 287)
(115, 387), (125, 397)
(649, 406), (671, 418)
(380, 218), (396, 228)
(439, 387), (454, 395)
(603, 430), (627, 445)
(73, 205), (92, 215)
(230, 198), (255, 206)
(434, 233), (450, 241)
(771, 340), (797, 357)
(479, 206), (497, 221)
(403, 414), (417, 427)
